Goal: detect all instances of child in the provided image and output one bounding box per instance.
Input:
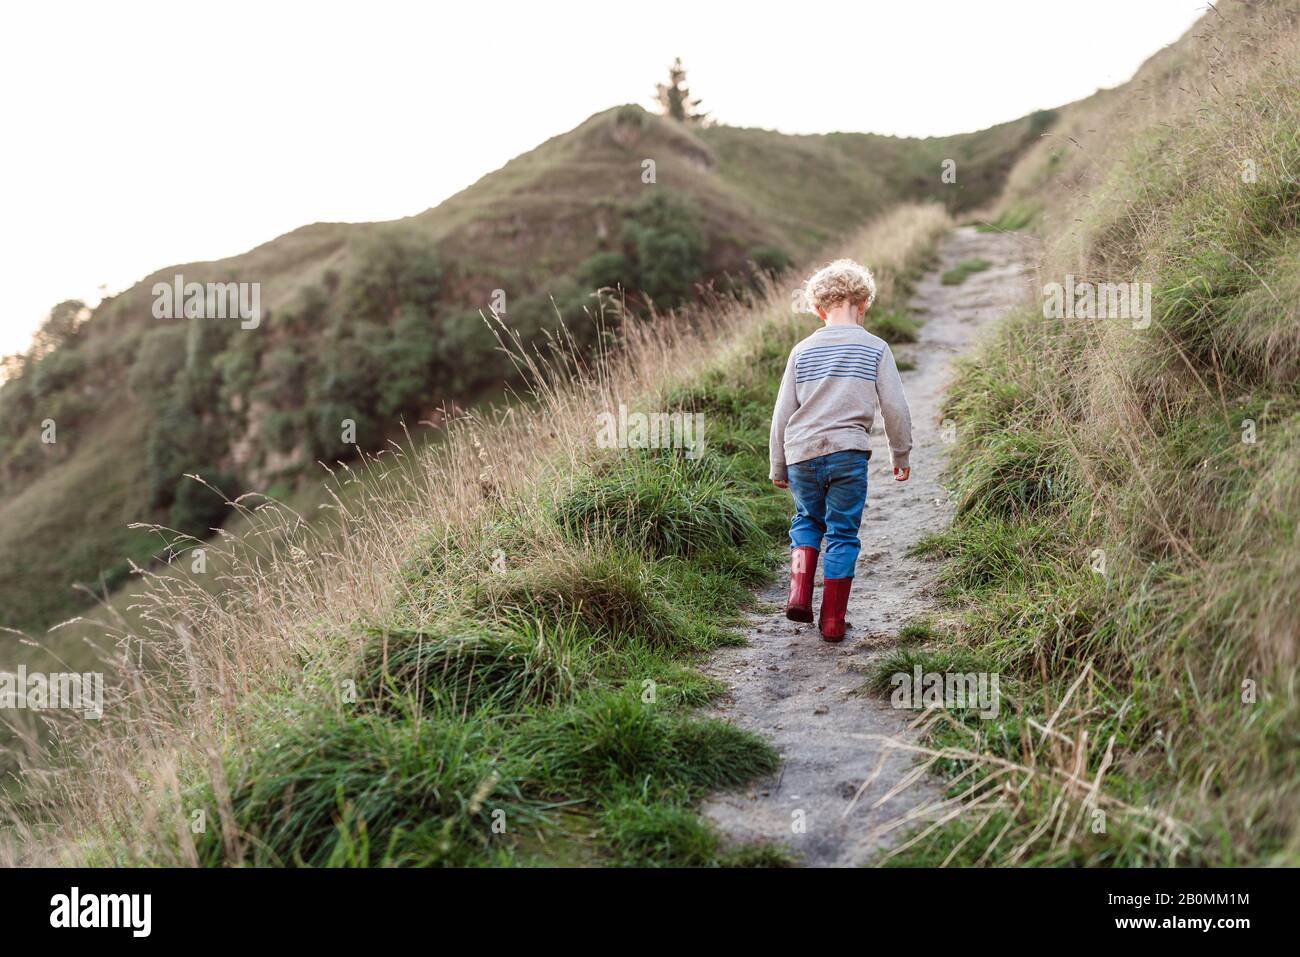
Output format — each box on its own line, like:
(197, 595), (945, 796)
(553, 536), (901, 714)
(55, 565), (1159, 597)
(769, 259), (913, 642)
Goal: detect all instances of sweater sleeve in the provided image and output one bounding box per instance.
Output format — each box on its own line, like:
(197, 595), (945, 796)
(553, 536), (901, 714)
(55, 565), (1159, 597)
(769, 349), (799, 481)
(875, 344), (913, 471)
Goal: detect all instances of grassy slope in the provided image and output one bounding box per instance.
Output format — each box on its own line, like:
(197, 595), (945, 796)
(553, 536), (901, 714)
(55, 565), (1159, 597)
(883, 0), (1300, 866)
(698, 113), (1050, 253)
(0, 204), (951, 866)
(0, 406), (155, 637)
(0, 105), (1045, 639)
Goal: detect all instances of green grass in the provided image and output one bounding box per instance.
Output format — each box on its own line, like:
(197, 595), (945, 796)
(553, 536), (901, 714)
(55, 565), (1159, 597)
(153, 221), (953, 867)
(554, 452), (763, 559)
(973, 204), (1036, 233)
(90, 210), (946, 866)
(0, 101), (1052, 657)
(146, 317), (812, 868)
(0, 407), (156, 639)
(891, 41), (1300, 864)
(863, 646), (999, 697)
(939, 258), (992, 286)
(697, 111), (1045, 251)
(896, 617), (939, 644)
(866, 308), (922, 343)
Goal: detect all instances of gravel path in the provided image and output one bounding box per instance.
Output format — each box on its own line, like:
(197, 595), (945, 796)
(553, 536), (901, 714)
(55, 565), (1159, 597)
(701, 226), (1035, 866)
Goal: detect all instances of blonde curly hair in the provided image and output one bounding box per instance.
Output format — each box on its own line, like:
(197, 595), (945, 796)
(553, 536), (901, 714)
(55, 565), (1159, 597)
(803, 258), (877, 313)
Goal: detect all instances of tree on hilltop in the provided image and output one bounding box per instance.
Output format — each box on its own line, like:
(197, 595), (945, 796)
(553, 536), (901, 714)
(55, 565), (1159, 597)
(656, 57), (708, 125)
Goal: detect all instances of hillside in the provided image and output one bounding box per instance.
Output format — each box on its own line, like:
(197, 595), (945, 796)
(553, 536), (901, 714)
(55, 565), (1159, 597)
(4, 0), (1298, 868)
(0, 105), (1047, 636)
(892, 0), (1300, 864)
(0, 201), (955, 865)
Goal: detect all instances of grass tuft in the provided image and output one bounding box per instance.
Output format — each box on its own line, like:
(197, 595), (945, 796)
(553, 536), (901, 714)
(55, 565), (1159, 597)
(940, 258), (992, 286)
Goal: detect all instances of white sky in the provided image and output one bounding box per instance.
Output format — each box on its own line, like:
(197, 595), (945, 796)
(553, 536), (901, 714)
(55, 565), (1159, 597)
(0, 0), (1208, 356)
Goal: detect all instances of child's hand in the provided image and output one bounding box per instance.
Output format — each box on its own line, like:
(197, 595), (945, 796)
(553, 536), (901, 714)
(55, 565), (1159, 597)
(893, 467), (910, 482)
(772, 478), (789, 489)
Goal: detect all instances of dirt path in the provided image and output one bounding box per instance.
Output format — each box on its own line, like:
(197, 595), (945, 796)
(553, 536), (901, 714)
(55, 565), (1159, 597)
(701, 226), (1035, 866)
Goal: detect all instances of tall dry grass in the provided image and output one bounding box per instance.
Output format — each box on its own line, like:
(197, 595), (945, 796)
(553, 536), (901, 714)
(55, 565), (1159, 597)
(893, 0), (1300, 865)
(0, 202), (952, 865)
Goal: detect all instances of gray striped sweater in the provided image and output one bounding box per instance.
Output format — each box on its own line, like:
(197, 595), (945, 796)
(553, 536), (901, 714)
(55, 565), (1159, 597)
(768, 324), (913, 481)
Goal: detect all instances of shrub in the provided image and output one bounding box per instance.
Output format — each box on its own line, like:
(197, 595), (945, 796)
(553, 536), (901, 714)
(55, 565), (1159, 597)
(341, 227), (443, 322)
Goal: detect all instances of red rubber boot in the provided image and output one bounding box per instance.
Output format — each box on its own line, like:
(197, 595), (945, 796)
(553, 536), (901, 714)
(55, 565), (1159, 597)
(784, 546), (818, 623)
(818, 577), (853, 642)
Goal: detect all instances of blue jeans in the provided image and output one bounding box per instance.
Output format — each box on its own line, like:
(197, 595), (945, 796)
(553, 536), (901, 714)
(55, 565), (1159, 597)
(787, 450), (869, 579)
